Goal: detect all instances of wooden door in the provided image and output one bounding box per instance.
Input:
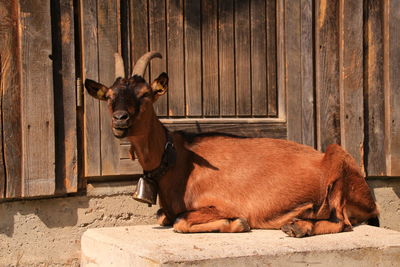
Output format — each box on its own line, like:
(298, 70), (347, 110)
(0, 0), (77, 198)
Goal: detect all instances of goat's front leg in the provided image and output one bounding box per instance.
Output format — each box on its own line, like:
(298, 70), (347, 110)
(156, 209), (173, 226)
(173, 207), (250, 233)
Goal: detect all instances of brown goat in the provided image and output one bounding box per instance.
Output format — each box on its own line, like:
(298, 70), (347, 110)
(85, 52), (379, 237)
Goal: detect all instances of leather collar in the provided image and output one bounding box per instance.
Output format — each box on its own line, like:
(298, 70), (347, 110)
(141, 129), (176, 184)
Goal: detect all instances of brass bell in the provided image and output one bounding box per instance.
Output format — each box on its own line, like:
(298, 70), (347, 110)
(133, 177), (157, 207)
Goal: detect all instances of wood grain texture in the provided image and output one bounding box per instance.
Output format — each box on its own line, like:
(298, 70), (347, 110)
(285, 0), (302, 143)
(130, 0), (149, 81)
(300, 0), (315, 147)
(234, 0), (251, 116)
(167, 0), (185, 117)
(266, 0), (277, 116)
(339, 0), (363, 167)
(52, 0), (77, 193)
(202, 0), (219, 117)
(149, 0), (167, 116)
(82, 0), (101, 177)
(276, 0), (286, 120)
(218, 0), (235, 117)
(250, 0), (267, 116)
(365, 0), (385, 176)
(0, 53), (4, 198)
(386, 0), (400, 175)
(184, 0), (202, 116)
(0, 0), (22, 198)
(20, 0), (55, 196)
(164, 122), (287, 139)
(315, 0), (341, 151)
(98, 0), (120, 176)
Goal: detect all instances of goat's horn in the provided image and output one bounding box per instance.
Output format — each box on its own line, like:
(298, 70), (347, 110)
(115, 53), (125, 78)
(132, 51), (162, 77)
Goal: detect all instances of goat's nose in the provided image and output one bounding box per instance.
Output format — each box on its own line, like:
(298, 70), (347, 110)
(113, 111), (129, 121)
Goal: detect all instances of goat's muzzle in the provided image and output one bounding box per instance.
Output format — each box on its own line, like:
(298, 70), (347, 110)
(112, 110), (130, 138)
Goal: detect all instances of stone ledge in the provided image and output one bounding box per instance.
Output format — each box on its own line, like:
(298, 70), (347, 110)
(81, 225), (400, 267)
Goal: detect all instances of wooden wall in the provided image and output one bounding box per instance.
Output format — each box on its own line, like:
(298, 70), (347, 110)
(0, 0), (77, 198)
(1, 0), (399, 198)
(285, 0), (400, 176)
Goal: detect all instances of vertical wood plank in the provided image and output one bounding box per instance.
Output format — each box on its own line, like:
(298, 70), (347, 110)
(0, 0), (22, 198)
(202, 0), (219, 117)
(250, 0), (267, 116)
(52, 0), (77, 193)
(0, 54), (4, 198)
(386, 0), (400, 175)
(266, 0), (277, 116)
(167, 0), (185, 117)
(149, 0), (167, 116)
(98, 0), (120, 176)
(184, 0), (202, 117)
(82, 0), (101, 177)
(365, 0), (385, 176)
(234, 0), (251, 116)
(315, 0), (341, 151)
(276, 0), (286, 120)
(300, 0), (315, 147)
(285, 0), (302, 143)
(130, 0), (149, 81)
(339, 0), (364, 167)
(20, 0), (55, 196)
(218, 0), (235, 117)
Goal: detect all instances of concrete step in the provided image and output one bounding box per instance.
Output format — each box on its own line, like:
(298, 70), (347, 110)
(81, 225), (400, 266)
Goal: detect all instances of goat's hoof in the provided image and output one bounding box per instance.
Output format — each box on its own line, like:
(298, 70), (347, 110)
(281, 222), (307, 238)
(231, 218), (251, 232)
(156, 209), (172, 226)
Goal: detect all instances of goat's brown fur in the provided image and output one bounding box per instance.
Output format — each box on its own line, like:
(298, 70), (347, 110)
(85, 58), (379, 237)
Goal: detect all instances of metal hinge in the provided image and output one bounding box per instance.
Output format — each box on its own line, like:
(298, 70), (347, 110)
(76, 77), (83, 107)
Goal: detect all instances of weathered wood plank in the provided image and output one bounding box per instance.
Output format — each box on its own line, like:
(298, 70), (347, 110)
(164, 122), (287, 139)
(52, 0), (77, 193)
(339, 0), (363, 167)
(20, 0), (55, 196)
(149, 0), (167, 116)
(365, 0), (385, 176)
(218, 0), (235, 117)
(202, 0), (219, 117)
(184, 0), (202, 117)
(285, 0), (302, 143)
(276, 0), (286, 120)
(234, 0), (251, 116)
(0, 0), (22, 198)
(250, 0), (267, 116)
(82, 0), (101, 177)
(386, 0), (400, 175)
(119, 158), (143, 175)
(167, 0), (185, 117)
(315, 0), (341, 151)
(130, 0), (149, 81)
(98, 0), (120, 176)
(300, 0), (315, 147)
(266, 0), (277, 117)
(0, 53), (4, 198)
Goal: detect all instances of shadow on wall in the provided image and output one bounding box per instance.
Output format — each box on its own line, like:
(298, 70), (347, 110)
(368, 177), (400, 198)
(0, 195), (89, 237)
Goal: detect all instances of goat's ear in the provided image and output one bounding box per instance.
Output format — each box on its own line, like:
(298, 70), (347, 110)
(150, 72), (168, 101)
(85, 79), (109, 101)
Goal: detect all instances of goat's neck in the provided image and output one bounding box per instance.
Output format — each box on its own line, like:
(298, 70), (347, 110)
(127, 115), (166, 171)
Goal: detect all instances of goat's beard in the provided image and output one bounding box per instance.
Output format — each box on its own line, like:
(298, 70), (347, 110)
(112, 127), (128, 138)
